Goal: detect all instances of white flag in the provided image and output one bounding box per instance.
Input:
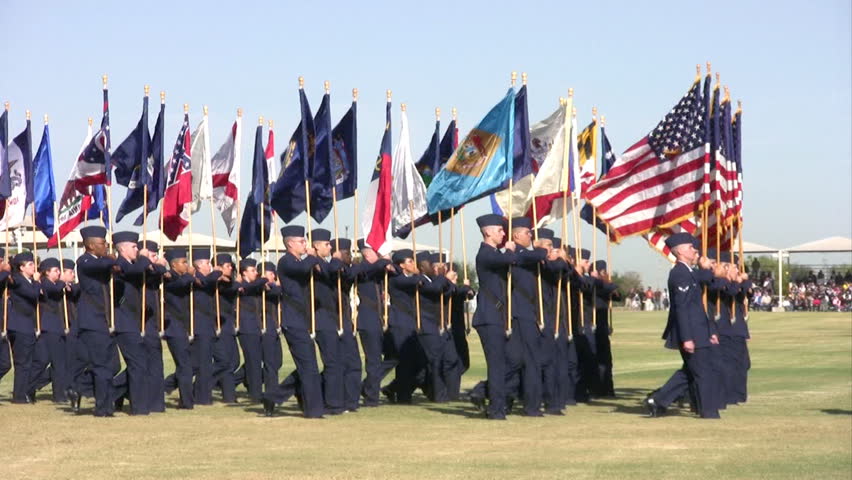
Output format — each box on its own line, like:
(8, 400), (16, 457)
(190, 114), (212, 213)
(527, 99), (575, 227)
(0, 125), (31, 231)
(211, 117), (241, 234)
(390, 109), (427, 239)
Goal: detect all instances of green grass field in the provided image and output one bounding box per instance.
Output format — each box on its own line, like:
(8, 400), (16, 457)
(1, 311), (850, 480)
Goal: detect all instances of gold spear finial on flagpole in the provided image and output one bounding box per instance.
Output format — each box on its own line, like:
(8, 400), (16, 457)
(268, 119), (273, 129)
(716, 72), (721, 86)
(568, 88), (574, 99)
(102, 74), (108, 88)
(324, 81), (330, 94)
(160, 91), (165, 104)
(706, 62), (712, 75)
(601, 115), (606, 127)
(559, 97), (565, 106)
(203, 105), (208, 116)
(237, 107), (243, 118)
(435, 107), (440, 121)
(353, 88), (358, 101)
(592, 106), (598, 122)
(144, 85), (150, 96)
(3, 102), (8, 112)
(511, 71), (517, 86)
(736, 99), (742, 114)
(88, 117), (93, 126)
(25, 110), (30, 120)
(259, 115), (264, 126)
(298, 76), (305, 89)
(522, 72), (527, 85)
(44, 114), (48, 125)
(452, 107), (457, 121)
(387, 90), (392, 102)
(572, 106), (577, 118)
(401, 103), (406, 112)
(183, 103), (189, 114)
(724, 85), (731, 101)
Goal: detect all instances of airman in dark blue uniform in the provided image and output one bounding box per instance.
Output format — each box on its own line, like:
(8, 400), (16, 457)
(0, 250), (11, 397)
(431, 252), (466, 401)
(383, 248), (425, 404)
(591, 260), (620, 397)
(213, 253), (239, 404)
(574, 248), (600, 402)
(30, 258), (69, 403)
(60, 259), (86, 412)
(730, 257), (752, 404)
(75, 226), (120, 417)
(188, 248), (220, 405)
(7, 252), (41, 404)
(262, 225), (324, 418)
(352, 239), (393, 407)
(260, 261), (283, 403)
(534, 229), (569, 414)
(469, 214), (516, 419)
(333, 238), (363, 412)
(138, 241), (166, 412)
(235, 257), (268, 403)
(163, 248), (195, 409)
(413, 252), (457, 403)
(645, 232), (720, 419)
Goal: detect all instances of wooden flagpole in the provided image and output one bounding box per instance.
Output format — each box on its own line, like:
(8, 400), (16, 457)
(185, 104), (195, 342)
(560, 96), (573, 340)
(506, 72), (516, 338)
(569, 102), (585, 334)
(436, 108), (446, 335)
(234, 109), (243, 335)
(269, 118), (281, 334)
(590, 107), (598, 332)
(209, 108), (222, 335)
(259, 115), (268, 334)
(327, 82), (344, 337)
(27, 111), (41, 337)
(2, 102), (9, 336)
(141, 85), (150, 338)
(408, 197), (421, 333)
(601, 115), (614, 335)
(382, 89), (391, 333)
(351, 88), (359, 336)
(301, 78), (317, 339)
(101, 76), (116, 334)
(157, 93), (166, 337)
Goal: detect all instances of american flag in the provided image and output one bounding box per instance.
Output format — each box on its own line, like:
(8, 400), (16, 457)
(162, 113), (192, 240)
(584, 78), (709, 241)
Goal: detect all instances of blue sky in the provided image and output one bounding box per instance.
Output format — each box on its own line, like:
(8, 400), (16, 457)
(2, 0), (850, 287)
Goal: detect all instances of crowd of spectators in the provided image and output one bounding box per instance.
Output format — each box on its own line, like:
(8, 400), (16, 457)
(781, 270), (852, 312)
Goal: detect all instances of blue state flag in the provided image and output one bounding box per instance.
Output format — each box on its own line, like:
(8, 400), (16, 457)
(426, 88), (514, 213)
(33, 124), (56, 237)
(239, 124), (271, 258)
(310, 92), (334, 223)
(270, 88), (313, 222)
(0, 108), (10, 199)
(331, 100), (357, 200)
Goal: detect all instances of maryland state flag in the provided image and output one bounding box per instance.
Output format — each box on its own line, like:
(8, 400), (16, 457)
(426, 89), (515, 213)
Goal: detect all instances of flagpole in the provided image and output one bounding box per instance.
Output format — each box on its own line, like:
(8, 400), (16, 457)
(570, 102), (586, 334)
(269, 118), (281, 335)
(408, 198), (421, 333)
(100, 75), (116, 334)
(156, 93), (166, 337)
(560, 96), (573, 340)
(447, 206), (454, 333)
(590, 107), (598, 332)
(702, 65), (709, 312)
(298, 78), (317, 340)
(2, 102), (7, 338)
(140, 85), (150, 338)
(210, 110), (222, 336)
(350, 88), (359, 337)
(601, 115), (614, 335)
(324, 82), (343, 337)
(234, 109), (243, 335)
(26, 111), (41, 337)
(531, 190), (545, 333)
(505, 72), (517, 339)
(382, 89), (391, 333)
(253, 116), (266, 335)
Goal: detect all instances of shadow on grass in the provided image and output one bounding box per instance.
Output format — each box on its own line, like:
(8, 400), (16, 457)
(424, 403), (486, 419)
(820, 409), (852, 415)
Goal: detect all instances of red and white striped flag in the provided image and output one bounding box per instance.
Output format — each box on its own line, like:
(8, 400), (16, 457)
(162, 114), (193, 241)
(585, 78), (708, 242)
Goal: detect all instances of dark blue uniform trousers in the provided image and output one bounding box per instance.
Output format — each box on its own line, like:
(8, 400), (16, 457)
(574, 332), (599, 402)
(191, 335), (215, 405)
(237, 333), (263, 402)
(66, 332), (93, 398)
(271, 327), (323, 418)
(30, 332), (68, 402)
(78, 330), (118, 416)
(512, 317), (543, 416)
(387, 326), (423, 403)
(652, 347), (720, 419)
(212, 333), (238, 403)
(539, 333), (561, 412)
(165, 334), (193, 409)
(143, 333), (165, 412)
(340, 332), (362, 411)
(315, 329), (344, 413)
(0, 337), (11, 387)
(358, 329), (387, 406)
(473, 324), (508, 419)
(8, 331), (36, 403)
(115, 332), (150, 415)
(261, 333), (282, 398)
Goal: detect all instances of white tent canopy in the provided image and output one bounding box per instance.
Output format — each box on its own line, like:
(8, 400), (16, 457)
(263, 234), (442, 254)
(144, 230), (236, 250)
(731, 238), (778, 254)
(785, 236), (852, 253)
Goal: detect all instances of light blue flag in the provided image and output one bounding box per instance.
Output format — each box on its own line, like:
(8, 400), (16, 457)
(426, 88), (515, 213)
(33, 124), (56, 237)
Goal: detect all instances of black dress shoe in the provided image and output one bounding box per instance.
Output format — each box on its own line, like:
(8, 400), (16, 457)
(644, 397), (666, 418)
(295, 392), (304, 411)
(262, 398), (276, 417)
(114, 398), (124, 412)
(67, 389), (81, 413)
(469, 395), (486, 412)
(381, 387), (397, 404)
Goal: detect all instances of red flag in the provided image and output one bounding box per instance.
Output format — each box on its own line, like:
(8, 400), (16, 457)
(162, 114), (193, 241)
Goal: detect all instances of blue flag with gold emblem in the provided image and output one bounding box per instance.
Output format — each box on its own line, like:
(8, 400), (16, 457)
(426, 89), (514, 213)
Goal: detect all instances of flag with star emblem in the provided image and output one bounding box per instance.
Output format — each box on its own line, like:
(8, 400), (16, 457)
(162, 113), (193, 240)
(73, 86), (111, 192)
(580, 125), (618, 236)
(584, 77), (708, 241)
(361, 100), (393, 254)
